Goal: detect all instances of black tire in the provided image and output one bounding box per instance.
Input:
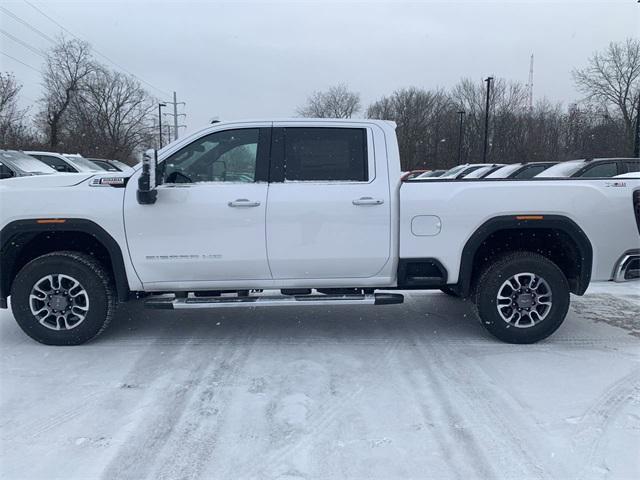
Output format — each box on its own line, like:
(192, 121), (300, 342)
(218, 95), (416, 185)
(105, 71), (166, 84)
(474, 251), (570, 344)
(440, 286), (461, 297)
(10, 251), (115, 345)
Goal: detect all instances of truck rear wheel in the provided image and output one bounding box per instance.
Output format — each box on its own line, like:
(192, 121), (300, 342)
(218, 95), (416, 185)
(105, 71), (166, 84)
(10, 252), (115, 345)
(474, 252), (569, 344)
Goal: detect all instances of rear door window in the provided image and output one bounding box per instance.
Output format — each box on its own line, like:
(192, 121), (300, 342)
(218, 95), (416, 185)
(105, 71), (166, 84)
(282, 127), (368, 181)
(577, 162), (618, 178)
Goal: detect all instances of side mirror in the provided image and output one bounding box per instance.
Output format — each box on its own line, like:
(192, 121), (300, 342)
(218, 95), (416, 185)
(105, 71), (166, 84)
(137, 149), (158, 205)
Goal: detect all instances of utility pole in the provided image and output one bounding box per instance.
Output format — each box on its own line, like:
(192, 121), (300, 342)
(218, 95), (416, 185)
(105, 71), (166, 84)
(483, 76), (493, 163)
(457, 110), (465, 164)
(163, 91), (186, 141)
(158, 103), (166, 148)
(634, 94), (640, 158)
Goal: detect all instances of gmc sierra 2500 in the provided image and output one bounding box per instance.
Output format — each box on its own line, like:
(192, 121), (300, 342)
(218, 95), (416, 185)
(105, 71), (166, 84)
(1, 119), (638, 345)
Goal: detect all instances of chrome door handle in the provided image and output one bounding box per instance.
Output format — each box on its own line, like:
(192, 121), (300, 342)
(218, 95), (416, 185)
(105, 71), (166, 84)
(228, 199), (261, 207)
(352, 197), (384, 206)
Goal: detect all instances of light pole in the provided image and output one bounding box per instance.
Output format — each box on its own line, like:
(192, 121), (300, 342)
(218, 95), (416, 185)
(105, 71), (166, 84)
(634, 95), (640, 158)
(483, 77), (493, 163)
(158, 103), (167, 148)
(457, 110), (465, 164)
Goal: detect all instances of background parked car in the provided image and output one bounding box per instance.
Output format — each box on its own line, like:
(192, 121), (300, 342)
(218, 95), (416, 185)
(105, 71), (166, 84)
(417, 163), (501, 180)
(418, 169), (446, 178)
(88, 158), (133, 173)
(401, 169), (446, 180)
(486, 161), (558, 179)
(25, 151), (103, 173)
(535, 158), (639, 178)
(460, 164), (505, 179)
(0, 150), (57, 179)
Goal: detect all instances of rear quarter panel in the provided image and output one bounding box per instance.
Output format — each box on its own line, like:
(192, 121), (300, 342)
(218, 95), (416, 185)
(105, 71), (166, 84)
(400, 178), (640, 283)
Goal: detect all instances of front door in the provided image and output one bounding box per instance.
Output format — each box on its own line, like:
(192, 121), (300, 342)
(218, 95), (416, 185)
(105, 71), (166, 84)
(124, 125), (272, 286)
(266, 123), (392, 280)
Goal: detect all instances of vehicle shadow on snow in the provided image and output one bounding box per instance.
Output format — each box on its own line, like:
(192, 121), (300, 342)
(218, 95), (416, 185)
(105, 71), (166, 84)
(98, 292), (490, 345)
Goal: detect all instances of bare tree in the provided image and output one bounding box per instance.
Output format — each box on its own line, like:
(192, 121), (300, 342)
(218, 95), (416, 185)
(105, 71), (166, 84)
(40, 38), (95, 149)
(367, 87), (454, 170)
(65, 66), (156, 161)
(0, 72), (36, 148)
(297, 83), (361, 118)
(450, 77), (528, 163)
(573, 38), (640, 154)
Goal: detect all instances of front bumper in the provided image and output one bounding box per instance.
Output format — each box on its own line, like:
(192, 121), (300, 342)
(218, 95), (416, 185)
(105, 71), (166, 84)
(613, 250), (640, 282)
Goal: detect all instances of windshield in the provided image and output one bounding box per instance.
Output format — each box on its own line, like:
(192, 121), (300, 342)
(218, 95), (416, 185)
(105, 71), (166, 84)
(110, 159), (133, 170)
(64, 155), (102, 171)
(463, 166), (499, 178)
(536, 160), (585, 177)
(439, 164), (469, 178)
(0, 151), (56, 174)
(486, 164), (521, 178)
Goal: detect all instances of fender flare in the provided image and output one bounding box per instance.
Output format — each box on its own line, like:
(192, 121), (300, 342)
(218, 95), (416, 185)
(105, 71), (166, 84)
(457, 214), (593, 296)
(0, 219), (130, 307)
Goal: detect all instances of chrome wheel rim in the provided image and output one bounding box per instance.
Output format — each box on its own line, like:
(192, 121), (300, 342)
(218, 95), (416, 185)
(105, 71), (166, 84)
(29, 274), (89, 331)
(496, 272), (552, 328)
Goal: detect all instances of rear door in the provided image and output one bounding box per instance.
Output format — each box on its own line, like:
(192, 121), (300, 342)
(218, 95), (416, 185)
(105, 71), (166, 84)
(266, 122), (391, 280)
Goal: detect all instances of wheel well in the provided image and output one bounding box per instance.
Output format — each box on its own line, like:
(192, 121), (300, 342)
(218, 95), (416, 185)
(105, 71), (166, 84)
(458, 216), (593, 298)
(469, 228), (586, 295)
(1, 221), (131, 305)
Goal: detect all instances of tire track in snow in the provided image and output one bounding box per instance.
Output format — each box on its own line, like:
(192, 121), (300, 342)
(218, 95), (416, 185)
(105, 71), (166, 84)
(573, 368), (640, 479)
(99, 319), (253, 480)
(391, 353), (466, 480)
(233, 311), (404, 479)
(397, 302), (498, 479)
(149, 335), (257, 480)
(3, 318), (184, 442)
(403, 293), (551, 480)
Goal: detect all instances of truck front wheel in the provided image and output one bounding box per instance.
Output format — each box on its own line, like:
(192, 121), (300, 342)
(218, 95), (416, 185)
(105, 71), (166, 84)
(10, 252), (115, 345)
(474, 252), (570, 344)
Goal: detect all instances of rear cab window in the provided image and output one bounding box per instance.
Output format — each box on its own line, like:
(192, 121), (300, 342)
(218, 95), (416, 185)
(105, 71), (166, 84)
(279, 127), (369, 182)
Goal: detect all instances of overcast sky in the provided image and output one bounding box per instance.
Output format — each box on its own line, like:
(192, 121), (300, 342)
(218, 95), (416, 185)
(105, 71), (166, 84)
(1, 0), (639, 135)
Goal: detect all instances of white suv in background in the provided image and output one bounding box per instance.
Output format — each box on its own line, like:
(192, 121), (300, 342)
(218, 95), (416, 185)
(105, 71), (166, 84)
(25, 151), (102, 173)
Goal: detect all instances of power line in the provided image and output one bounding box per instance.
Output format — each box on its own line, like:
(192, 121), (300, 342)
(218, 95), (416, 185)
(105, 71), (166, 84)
(22, 0), (171, 97)
(0, 5), (55, 43)
(0, 51), (41, 73)
(0, 29), (46, 58)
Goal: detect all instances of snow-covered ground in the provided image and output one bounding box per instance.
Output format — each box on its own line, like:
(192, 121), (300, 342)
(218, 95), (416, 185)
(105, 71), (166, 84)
(1, 282), (639, 480)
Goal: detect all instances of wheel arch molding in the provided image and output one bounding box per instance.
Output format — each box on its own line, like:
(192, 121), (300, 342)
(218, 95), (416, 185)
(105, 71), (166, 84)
(458, 214), (593, 297)
(0, 218), (130, 308)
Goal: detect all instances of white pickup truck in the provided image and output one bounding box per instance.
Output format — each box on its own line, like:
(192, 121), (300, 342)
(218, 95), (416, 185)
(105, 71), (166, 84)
(1, 119), (639, 345)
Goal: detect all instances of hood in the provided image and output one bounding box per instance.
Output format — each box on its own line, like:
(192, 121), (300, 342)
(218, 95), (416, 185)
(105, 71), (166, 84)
(0, 173), (96, 189)
(0, 170), (134, 190)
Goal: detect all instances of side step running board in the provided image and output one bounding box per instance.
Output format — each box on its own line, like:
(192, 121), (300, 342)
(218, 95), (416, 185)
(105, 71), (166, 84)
(145, 293), (404, 310)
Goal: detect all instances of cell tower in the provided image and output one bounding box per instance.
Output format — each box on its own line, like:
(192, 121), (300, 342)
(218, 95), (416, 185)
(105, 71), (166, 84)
(526, 54), (534, 112)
